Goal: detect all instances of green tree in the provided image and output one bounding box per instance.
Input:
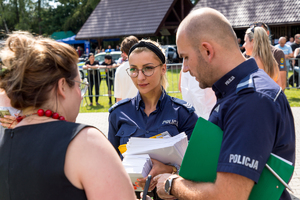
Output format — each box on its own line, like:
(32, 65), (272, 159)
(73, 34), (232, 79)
(59, 0), (101, 33)
(0, 0), (102, 36)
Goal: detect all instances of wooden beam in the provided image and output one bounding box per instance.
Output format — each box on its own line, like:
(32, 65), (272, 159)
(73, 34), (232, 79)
(172, 8), (181, 22)
(181, 0), (184, 19)
(161, 26), (179, 29)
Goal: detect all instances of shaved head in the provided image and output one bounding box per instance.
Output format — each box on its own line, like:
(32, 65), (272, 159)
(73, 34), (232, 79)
(279, 37), (286, 43)
(278, 37), (286, 47)
(177, 8), (238, 50)
(176, 8), (246, 89)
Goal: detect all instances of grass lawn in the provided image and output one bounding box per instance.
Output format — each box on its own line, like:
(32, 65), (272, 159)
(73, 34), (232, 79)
(79, 68), (300, 113)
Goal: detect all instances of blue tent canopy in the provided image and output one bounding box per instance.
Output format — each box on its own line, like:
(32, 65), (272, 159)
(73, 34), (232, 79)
(56, 35), (97, 44)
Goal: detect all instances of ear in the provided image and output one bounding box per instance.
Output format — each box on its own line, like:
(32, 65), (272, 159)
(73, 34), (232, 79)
(161, 64), (167, 75)
(200, 42), (214, 63)
(57, 78), (67, 99)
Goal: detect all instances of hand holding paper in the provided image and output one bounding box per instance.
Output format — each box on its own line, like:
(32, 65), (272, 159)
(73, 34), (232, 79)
(137, 159), (173, 191)
(122, 132), (188, 191)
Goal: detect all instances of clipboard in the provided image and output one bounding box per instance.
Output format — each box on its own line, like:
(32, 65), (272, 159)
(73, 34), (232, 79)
(179, 117), (294, 199)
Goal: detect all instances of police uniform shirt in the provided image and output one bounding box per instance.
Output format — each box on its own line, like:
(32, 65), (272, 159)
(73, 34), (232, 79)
(209, 58), (295, 199)
(108, 89), (198, 157)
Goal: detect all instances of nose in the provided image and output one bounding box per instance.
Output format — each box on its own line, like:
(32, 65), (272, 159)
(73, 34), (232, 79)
(137, 69), (146, 80)
(182, 59), (189, 73)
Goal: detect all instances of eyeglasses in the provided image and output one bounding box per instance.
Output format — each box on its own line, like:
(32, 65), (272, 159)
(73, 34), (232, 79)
(72, 79), (89, 97)
(126, 64), (162, 78)
(249, 22), (268, 30)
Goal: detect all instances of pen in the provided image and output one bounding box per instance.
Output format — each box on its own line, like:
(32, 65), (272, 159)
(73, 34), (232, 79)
(142, 175), (152, 200)
(265, 164), (293, 193)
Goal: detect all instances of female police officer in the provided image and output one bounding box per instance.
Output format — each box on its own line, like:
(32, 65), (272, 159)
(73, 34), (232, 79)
(108, 39), (198, 198)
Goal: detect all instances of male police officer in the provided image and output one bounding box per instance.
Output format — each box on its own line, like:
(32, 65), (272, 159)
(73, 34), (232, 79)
(154, 8), (295, 200)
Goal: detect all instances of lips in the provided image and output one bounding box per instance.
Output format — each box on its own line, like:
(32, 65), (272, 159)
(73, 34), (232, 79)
(138, 83), (149, 87)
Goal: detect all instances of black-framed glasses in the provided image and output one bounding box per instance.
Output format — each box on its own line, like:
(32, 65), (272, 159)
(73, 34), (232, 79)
(126, 64), (162, 78)
(72, 79), (89, 97)
(249, 22), (268, 30)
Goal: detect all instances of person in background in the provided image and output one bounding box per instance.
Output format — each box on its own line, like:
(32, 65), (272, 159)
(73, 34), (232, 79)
(116, 49), (128, 67)
(108, 39), (198, 199)
(291, 34), (300, 53)
(115, 45), (120, 51)
(244, 27), (281, 85)
(275, 37), (293, 71)
(83, 53), (101, 106)
(154, 8), (295, 200)
(289, 47), (300, 88)
(105, 45), (112, 53)
(286, 37), (294, 46)
(178, 69), (216, 119)
(0, 31), (136, 200)
(245, 22), (287, 90)
(237, 38), (244, 52)
(76, 46), (83, 57)
(114, 35), (139, 102)
(99, 54), (117, 105)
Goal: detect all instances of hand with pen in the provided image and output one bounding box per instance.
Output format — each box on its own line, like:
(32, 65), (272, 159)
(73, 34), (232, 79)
(136, 159), (175, 192)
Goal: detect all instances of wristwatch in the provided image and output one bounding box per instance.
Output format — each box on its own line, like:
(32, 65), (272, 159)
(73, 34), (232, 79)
(164, 175), (178, 195)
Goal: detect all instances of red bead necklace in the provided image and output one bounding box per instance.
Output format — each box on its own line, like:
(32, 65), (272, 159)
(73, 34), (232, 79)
(16, 109), (66, 122)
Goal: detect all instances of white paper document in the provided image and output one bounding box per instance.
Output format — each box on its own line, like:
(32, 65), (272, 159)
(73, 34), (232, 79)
(122, 132), (188, 191)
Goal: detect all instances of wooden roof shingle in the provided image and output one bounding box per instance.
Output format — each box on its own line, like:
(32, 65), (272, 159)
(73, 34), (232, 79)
(193, 0), (300, 28)
(76, 0), (184, 40)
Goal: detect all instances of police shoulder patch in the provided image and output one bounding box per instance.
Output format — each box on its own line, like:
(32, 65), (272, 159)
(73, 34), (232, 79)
(108, 98), (131, 113)
(236, 74), (255, 94)
(171, 97), (195, 113)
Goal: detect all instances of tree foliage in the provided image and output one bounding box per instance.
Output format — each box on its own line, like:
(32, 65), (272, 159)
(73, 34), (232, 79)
(0, 0), (100, 37)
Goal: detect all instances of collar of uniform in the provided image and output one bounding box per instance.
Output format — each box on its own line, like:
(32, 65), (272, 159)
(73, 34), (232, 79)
(212, 58), (258, 99)
(135, 87), (167, 111)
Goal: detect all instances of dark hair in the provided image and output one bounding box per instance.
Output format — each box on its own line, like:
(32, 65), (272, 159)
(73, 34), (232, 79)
(105, 54), (112, 60)
(0, 31), (78, 110)
(88, 53), (94, 58)
(121, 36), (139, 55)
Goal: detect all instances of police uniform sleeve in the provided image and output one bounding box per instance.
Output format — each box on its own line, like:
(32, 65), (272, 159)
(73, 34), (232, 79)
(215, 94), (278, 183)
(107, 111), (120, 154)
(107, 99), (132, 155)
(171, 98), (198, 140)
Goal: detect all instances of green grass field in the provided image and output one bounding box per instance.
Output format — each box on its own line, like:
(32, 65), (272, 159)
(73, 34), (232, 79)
(79, 69), (300, 113)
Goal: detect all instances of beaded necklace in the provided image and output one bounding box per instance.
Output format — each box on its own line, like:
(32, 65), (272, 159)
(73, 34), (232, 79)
(16, 109), (66, 122)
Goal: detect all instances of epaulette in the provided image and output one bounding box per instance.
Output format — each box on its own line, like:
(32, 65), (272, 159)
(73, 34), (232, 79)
(108, 98), (131, 113)
(236, 74), (255, 94)
(171, 97), (195, 113)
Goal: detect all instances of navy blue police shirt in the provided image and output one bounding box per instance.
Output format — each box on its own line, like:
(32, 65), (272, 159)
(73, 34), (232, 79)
(108, 89), (198, 158)
(209, 58), (295, 200)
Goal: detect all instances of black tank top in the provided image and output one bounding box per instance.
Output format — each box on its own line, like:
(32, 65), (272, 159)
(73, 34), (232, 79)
(0, 121), (91, 200)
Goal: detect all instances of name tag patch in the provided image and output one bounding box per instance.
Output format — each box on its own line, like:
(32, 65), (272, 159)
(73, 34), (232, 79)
(162, 119), (178, 126)
(229, 154), (259, 170)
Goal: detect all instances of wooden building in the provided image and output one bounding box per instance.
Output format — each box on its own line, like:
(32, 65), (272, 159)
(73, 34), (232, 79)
(76, 0), (193, 46)
(76, 0), (300, 46)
